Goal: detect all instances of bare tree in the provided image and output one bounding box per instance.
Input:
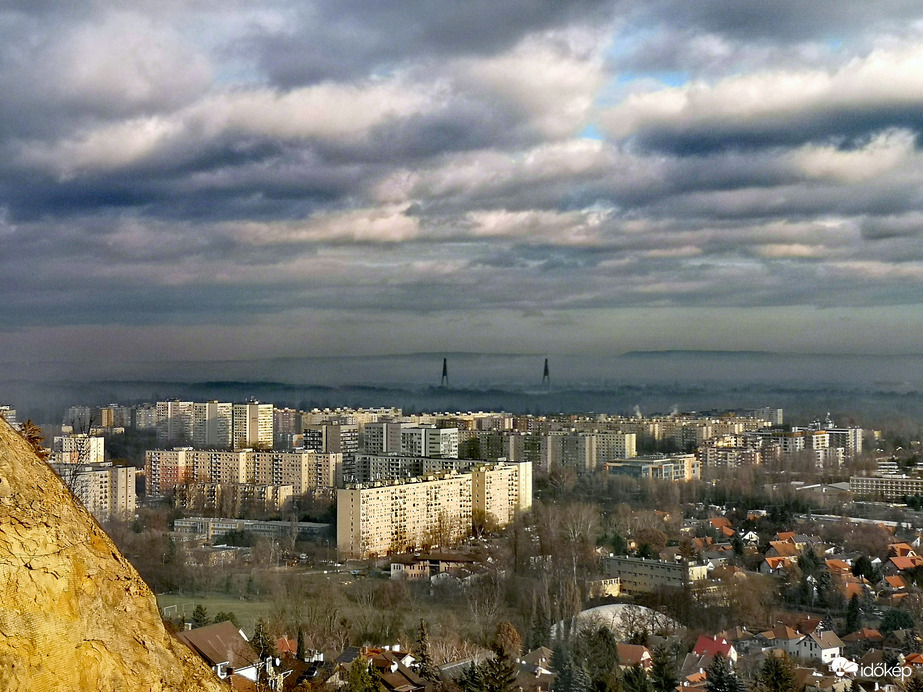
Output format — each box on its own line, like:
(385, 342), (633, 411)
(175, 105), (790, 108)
(466, 569), (504, 641)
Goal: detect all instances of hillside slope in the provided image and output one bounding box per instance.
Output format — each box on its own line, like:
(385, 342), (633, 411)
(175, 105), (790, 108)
(0, 419), (224, 691)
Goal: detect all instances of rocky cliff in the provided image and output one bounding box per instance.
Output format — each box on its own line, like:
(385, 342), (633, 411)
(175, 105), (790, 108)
(0, 418), (225, 691)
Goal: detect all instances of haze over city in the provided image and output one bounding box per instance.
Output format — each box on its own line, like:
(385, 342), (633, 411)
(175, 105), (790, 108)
(2, 2), (923, 374)
(10, 7), (923, 690)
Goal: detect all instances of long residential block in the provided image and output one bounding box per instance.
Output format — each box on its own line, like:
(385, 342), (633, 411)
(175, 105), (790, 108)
(337, 462), (532, 559)
(144, 448), (341, 496)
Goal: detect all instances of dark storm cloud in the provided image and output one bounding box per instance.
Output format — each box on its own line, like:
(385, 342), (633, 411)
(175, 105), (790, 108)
(620, 1), (923, 45)
(242, 0), (615, 87)
(617, 105), (923, 156)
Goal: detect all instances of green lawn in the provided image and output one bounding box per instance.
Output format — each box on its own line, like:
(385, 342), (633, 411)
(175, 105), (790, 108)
(156, 593), (272, 633)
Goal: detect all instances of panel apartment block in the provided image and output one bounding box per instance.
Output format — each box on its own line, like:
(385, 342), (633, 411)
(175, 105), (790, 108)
(144, 448), (338, 496)
(337, 461), (532, 559)
(603, 556), (708, 594)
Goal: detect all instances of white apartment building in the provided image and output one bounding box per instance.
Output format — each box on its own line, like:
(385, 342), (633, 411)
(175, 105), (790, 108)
(63, 405), (92, 432)
(144, 448), (338, 496)
(399, 426), (458, 459)
(0, 405), (17, 429)
(304, 423), (359, 461)
(232, 402), (273, 450)
(51, 462), (136, 521)
(793, 418), (863, 459)
(471, 462), (533, 527)
(249, 451), (340, 493)
(596, 432), (637, 463)
(560, 432), (597, 474)
(156, 400), (194, 445)
(363, 421), (410, 455)
(337, 462), (532, 559)
(173, 517), (330, 542)
(338, 472), (473, 559)
(699, 445), (762, 468)
(273, 407), (301, 435)
(753, 407), (784, 426)
(176, 482), (293, 514)
(52, 434), (105, 465)
(347, 453), (476, 484)
(132, 404), (157, 430)
(95, 404), (132, 428)
(192, 401), (233, 449)
(850, 475), (923, 500)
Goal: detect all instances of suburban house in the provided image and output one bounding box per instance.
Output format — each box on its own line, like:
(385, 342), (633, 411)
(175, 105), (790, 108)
(176, 620), (260, 683)
(757, 625), (804, 657)
(795, 631), (844, 664)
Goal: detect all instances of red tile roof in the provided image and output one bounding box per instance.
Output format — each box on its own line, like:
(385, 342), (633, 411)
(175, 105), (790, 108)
(693, 636), (734, 658)
(825, 559), (851, 573)
(768, 541), (800, 557)
(618, 644), (653, 669)
(760, 625), (803, 641)
(842, 629), (883, 643)
(890, 556), (923, 571)
(889, 543), (916, 557)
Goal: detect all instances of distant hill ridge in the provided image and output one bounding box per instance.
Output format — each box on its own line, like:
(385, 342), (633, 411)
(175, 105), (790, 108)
(619, 350), (774, 357)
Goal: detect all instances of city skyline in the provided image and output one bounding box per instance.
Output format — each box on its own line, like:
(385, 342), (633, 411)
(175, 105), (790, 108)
(3, 3), (923, 364)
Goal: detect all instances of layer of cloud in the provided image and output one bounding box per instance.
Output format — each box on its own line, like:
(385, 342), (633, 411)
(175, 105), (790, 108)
(3, 2), (923, 360)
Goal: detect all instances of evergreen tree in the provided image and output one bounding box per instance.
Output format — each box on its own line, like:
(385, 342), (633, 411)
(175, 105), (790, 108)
(903, 629), (920, 655)
(845, 594), (862, 634)
(880, 609), (915, 633)
(213, 611), (239, 627)
(705, 654), (744, 692)
(577, 626), (621, 692)
(650, 645), (677, 692)
(347, 656), (381, 692)
(553, 641), (575, 692)
(905, 672), (923, 692)
(731, 536), (744, 560)
(458, 661), (486, 692)
(297, 626), (306, 661)
(415, 620), (440, 682)
(529, 596), (552, 650)
(623, 665), (652, 692)
(191, 604), (210, 629)
(756, 653), (796, 692)
(852, 555), (879, 582)
(553, 641), (592, 692)
(483, 623), (520, 692)
(798, 548), (821, 578)
(571, 664), (592, 692)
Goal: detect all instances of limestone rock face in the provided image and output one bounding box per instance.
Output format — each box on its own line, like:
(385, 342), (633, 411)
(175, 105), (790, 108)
(0, 419), (225, 691)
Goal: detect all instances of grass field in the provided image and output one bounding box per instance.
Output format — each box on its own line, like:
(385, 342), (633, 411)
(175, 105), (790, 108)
(156, 593), (272, 633)
(156, 568), (496, 650)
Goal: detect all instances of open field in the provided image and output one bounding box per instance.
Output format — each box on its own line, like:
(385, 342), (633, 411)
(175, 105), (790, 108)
(155, 565), (506, 654)
(156, 593), (273, 633)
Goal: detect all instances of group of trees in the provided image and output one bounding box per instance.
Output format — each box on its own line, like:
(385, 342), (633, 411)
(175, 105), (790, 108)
(550, 625), (679, 692)
(456, 622), (521, 692)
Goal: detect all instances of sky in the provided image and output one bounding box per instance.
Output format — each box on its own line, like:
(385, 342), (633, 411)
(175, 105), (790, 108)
(3, 1), (923, 365)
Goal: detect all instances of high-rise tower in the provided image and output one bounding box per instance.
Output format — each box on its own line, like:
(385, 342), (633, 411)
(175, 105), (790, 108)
(441, 358), (449, 387)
